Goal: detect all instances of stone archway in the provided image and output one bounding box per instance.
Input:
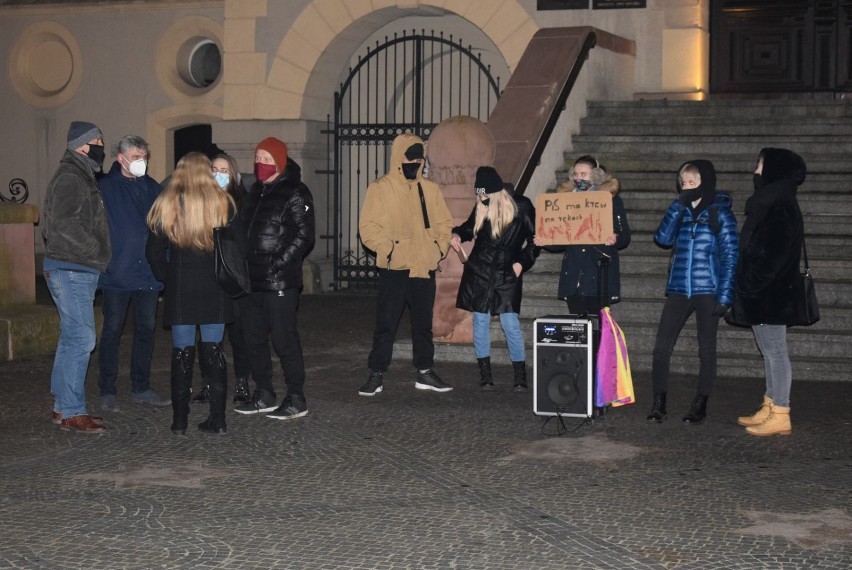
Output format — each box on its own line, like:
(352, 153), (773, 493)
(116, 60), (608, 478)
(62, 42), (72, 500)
(223, 0), (538, 121)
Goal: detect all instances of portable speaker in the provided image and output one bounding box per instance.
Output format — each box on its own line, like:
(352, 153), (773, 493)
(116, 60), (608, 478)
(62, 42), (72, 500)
(533, 317), (594, 418)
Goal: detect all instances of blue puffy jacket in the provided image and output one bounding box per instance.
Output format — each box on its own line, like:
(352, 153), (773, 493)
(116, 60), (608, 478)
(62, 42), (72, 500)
(655, 193), (739, 305)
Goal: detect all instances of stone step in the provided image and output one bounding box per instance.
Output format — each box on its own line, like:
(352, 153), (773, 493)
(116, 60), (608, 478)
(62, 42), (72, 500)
(586, 99), (852, 119)
(570, 135), (852, 156)
(474, 314), (852, 360)
(618, 191), (852, 217)
(517, 295), (852, 330)
(562, 155), (852, 176)
(522, 270), (852, 305)
(621, 210), (852, 236)
(580, 117), (852, 137)
(402, 340), (848, 381)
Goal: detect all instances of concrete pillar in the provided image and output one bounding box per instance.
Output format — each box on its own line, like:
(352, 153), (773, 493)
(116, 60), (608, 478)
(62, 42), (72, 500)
(427, 116), (495, 343)
(0, 203), (59, 361)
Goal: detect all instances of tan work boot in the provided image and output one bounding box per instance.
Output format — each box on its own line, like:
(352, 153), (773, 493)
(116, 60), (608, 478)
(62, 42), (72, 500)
(737, 395), (774, 427)
(745, 405), (791, 436)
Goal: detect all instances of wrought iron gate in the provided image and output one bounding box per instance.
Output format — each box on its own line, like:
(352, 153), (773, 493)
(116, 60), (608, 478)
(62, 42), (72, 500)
(329, 30), (502, 288)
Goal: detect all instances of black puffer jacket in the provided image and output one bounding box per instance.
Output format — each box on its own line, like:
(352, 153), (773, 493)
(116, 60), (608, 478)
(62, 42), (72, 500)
(729, 148), (806, 326)
(454, 195), (538, 314)
(240, 158), (315, 291)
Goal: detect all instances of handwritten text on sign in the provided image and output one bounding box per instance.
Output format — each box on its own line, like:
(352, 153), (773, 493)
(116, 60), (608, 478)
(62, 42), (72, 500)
(535, 190), (613, 245)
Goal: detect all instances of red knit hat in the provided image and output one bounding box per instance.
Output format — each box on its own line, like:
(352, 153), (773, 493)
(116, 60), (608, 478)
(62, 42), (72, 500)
(256, 137), (288, 171)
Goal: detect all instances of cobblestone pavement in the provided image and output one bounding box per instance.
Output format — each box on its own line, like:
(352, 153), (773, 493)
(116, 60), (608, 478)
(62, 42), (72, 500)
(1, 291), (850, 569)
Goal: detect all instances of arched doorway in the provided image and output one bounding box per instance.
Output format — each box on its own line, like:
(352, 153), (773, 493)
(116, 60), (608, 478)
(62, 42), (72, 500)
(331, 30), (502, 288)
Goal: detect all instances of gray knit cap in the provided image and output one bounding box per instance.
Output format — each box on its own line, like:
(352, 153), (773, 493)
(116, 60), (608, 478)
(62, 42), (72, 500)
(67, 121), (102, 150)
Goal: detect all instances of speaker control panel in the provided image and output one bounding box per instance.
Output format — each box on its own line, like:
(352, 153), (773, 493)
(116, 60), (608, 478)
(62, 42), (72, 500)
(536, 319), (590, 346)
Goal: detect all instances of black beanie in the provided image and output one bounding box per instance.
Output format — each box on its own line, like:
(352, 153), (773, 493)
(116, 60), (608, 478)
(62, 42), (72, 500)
(404, 143), (424, 161)
(474, 166), (503, 194)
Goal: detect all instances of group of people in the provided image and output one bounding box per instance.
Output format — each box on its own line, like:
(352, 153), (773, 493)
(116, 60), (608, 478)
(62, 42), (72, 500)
(41, 121), (806, 439)
(43, 121), (315, 434)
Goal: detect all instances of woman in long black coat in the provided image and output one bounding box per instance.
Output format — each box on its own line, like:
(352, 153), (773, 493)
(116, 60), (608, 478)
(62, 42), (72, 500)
(146, 152), (246, 435)
(450, 167), (538, 391)
(728, 148), (806, 437)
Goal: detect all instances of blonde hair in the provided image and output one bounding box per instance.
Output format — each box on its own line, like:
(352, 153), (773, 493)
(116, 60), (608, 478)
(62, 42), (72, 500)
(678, 163), (701, 186)
(147, 152), (234, 251)
(474, 189), (517, 239)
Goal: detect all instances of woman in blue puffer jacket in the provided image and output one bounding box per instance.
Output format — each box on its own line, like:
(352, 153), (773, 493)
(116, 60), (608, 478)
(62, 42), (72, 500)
(647, 160), (739, 425)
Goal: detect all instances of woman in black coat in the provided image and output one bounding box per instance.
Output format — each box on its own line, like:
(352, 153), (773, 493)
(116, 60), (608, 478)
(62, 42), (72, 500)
(146, 152), (246, 435)
(450, 167), (538, 391)
(728, 148), (806, 437)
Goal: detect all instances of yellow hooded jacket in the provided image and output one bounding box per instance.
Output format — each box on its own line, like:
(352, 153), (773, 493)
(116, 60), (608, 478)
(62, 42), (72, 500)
(359, 133), (452, 278)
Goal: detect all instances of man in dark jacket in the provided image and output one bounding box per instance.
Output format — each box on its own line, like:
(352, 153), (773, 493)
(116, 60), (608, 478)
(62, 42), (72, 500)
(98, 135), (169, 413)
(235, 137), (315, 419)
(42, 121), (111, 433)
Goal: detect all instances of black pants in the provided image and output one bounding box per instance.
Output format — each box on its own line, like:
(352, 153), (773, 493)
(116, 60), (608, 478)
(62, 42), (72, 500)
(241, 288), (305, 397)
(651, 294), (718, 396)
(368, 269), (435, 372)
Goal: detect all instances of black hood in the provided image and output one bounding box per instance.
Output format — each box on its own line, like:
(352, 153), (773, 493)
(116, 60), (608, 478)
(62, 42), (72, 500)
(758, 148), (806, 186)
(676, 159), (717, 214)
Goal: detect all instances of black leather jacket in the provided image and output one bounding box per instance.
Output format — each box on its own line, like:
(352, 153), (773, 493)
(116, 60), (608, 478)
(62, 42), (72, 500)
(240, 158), (315, 291)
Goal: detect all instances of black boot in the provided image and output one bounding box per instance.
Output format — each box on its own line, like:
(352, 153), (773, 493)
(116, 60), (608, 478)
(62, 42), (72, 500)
(477, 357), (494, 390)
(512, 361), (528, 392)
(198, 342), (228, 434)
(682, 394), (708, 425)
(233, 376), (250, 404)
(191, 384), (209, 404)
(646, 392), (668, 423)
(170, 346), (195, 435)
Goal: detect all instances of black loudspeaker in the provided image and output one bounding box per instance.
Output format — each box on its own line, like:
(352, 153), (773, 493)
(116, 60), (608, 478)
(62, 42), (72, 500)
(533, 317), (594, 418)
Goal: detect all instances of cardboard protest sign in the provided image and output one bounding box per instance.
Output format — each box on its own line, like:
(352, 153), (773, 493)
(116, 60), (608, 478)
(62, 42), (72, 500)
(535, 190), (613, 245)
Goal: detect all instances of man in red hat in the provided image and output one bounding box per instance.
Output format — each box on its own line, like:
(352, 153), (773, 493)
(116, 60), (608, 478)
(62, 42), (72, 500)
(235, 137), (315, 420)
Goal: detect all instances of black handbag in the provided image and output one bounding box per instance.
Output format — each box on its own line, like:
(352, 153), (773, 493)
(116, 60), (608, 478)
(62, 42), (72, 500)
(213, 224), (251, 299)
(788, 238), (820, 326)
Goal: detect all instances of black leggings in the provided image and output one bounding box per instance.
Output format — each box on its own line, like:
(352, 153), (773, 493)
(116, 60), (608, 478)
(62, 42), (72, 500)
(651, 294), (718, 396)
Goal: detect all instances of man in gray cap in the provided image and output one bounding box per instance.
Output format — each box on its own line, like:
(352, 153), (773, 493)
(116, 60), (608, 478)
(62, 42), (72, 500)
(42, 121), (112, 433)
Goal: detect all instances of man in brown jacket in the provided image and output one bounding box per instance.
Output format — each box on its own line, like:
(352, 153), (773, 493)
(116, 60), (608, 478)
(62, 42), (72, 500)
(358, 133), (453, 396)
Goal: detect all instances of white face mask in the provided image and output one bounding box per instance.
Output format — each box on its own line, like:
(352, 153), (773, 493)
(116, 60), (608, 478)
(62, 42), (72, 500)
(124, 157), (147, 177)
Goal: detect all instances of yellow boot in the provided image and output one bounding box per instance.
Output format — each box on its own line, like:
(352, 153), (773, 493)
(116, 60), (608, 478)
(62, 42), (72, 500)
(745, 405), (791, 436)
(737, 395), (774, 427)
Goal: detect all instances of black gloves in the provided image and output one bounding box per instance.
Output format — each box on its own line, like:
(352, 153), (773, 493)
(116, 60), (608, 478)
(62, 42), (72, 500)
(713, 303), (729, 318)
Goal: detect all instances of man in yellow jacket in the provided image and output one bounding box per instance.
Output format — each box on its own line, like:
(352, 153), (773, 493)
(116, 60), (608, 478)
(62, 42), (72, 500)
(358, 133), (453, 396)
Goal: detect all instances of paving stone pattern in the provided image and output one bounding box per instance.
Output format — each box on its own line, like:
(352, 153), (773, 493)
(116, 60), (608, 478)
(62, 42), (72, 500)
(0, 292), (850, 569)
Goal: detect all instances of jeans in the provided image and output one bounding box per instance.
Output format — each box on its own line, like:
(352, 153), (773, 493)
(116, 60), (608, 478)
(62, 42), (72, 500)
(98, 289), (159, 396)
(752, 324), (791, 407)
(45, 268), (99, 419)
(368, 269), (435, 372)
(171, 324), (225, 348)
(472, 311), (526, 362)
(651, 294), (719, 396)
(241, 288), (305, 397)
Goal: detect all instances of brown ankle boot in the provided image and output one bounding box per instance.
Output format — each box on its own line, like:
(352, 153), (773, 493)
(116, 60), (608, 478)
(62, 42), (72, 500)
(737, 395), (774, 427)
(745, 405), (791, 436)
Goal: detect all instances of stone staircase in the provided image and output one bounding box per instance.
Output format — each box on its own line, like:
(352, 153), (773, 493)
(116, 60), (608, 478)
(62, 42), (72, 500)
(425, 99), (852, 382)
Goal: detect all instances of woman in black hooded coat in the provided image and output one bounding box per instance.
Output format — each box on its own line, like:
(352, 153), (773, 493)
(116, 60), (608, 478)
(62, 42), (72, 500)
(728, 147), (807, 437)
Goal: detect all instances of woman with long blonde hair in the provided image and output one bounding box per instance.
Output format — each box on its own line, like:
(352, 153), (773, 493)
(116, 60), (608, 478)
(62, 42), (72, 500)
(450, 166), (539, 391)
(146, 152), (246, 435)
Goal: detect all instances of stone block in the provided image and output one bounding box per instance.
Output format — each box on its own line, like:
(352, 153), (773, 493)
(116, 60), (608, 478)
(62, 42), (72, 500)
(0, 305), (59, 361)
(225, 0), (267, 19)
(224, 18), (256, 53)
(223, 52), (267, 84)
(223, 85), (256, 120)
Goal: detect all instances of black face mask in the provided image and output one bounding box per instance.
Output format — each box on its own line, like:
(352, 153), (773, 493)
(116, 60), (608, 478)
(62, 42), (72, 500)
(480, 197), (491, 207)
(679, 186), (702, 204)
(86, 144), (105, 170)
(401, 162), (420, 180)
(753, 173), (764, 191)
